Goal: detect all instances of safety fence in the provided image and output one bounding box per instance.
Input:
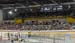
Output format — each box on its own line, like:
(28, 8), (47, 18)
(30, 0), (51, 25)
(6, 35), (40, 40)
(0, 31), (75, 43)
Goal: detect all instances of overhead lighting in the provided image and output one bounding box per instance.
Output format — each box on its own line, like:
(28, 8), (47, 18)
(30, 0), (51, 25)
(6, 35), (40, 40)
(68, 5), (71, 9)
(8, 11), (13, 15)
(57, 7), (62, 10)
(44, 7), (50, 11)
(53, 8), (56, 10)
(14, 9), (17, 12)
(59, 5), (63, 7)
(57, 5), (63, 10)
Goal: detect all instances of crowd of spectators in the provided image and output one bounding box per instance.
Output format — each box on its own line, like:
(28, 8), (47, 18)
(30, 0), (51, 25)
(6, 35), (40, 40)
(23, 20), (71, 30)
(0, 20), (74, 30)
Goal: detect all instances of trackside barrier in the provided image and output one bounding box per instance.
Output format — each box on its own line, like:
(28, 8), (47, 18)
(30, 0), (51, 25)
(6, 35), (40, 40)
(0, 30), (75, 43)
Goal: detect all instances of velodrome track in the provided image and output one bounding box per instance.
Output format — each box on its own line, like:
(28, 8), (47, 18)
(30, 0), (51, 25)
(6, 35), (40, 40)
(0, 30), (75, 43)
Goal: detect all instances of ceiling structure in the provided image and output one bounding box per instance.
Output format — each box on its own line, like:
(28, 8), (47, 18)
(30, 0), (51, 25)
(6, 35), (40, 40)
(0, 0), (74, 9)
(1, 0), (75, 20)
(0, 0), (74, 12)
(0, 0), (74, 5)
(0, 0), (73, 4)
